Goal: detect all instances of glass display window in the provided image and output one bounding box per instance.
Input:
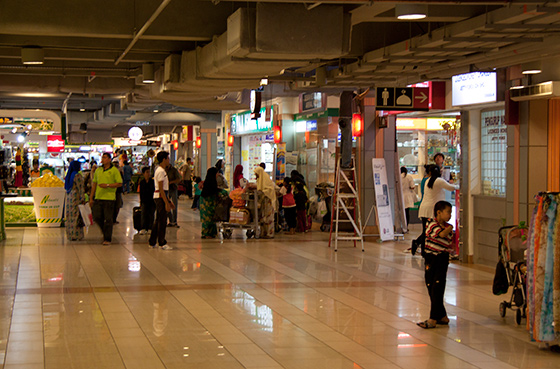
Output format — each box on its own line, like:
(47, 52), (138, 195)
(480, 109), (506, 196)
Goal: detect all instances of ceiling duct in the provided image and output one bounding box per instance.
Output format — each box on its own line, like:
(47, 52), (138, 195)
(156, 4), (351, 108)
(509, 81), (560, 101)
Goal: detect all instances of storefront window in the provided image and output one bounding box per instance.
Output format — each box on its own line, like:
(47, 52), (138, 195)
(481, 109), (506, 196)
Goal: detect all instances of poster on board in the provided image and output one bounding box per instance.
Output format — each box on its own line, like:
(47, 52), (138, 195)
(372, 158), (395, 241)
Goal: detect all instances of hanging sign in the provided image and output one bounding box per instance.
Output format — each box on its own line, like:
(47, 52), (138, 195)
(372, 158), (394, 241)
(376, 87), (429, 111)
(128, 126), (143, 141)
(47, 135), (65, 153)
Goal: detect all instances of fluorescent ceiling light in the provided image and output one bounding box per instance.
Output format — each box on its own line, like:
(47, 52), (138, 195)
(21, 47), (44, 65)
(396, 4), (428, 20)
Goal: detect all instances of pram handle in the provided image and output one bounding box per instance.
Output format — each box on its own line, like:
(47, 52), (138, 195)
(497, 225), (517, 257)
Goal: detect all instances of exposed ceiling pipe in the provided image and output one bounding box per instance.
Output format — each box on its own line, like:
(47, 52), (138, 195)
(62, 92), (72, 114)
(114, 0), (172, 66)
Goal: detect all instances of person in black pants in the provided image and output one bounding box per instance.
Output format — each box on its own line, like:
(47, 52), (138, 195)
(417, 201), (454, 329)
(138, 167), (155, 235)
(149, 151), (175, 250)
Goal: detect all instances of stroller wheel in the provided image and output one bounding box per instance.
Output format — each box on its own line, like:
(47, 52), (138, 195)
(516, 308), (522, 325)
(499, 302), (507, 318)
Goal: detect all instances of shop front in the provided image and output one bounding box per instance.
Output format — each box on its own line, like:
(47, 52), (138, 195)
(291, 108), (339, 190)
(449, 71), (506, 265)
(396, 116), (461, 198)
(230, 107), (274, 181)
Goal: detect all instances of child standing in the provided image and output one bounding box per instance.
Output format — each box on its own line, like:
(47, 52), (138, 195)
(191, 177), (202, 210)
(294, 183), (308, 232)
(417, 200), (454, 329)
(280, 179), (296, 234)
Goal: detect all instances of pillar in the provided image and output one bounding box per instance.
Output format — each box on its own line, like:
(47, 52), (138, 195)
(199, 121), (218, 176)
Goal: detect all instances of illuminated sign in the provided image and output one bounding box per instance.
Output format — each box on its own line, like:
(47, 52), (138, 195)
(427, 118), (457, 130)
(396, 118), (427, 130)
(452, 71), (497, 106)
(128, 126), (143, 141)
(306, 120), (317, 131)
(231, 107), (273, 135)
(47, 135), (64, 153)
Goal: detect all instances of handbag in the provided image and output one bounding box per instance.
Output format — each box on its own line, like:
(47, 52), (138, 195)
(492, 259), (509, 295)
(78, 204), (93, 227)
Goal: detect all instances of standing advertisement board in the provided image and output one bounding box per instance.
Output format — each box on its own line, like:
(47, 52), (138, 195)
(372, 158), (395, 241)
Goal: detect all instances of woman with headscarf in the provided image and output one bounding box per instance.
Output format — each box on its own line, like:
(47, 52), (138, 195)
(65, 160), (86, 241)
(232, 164), (247, 189)
(215, 159), (229, 190)
(199, 167), (228, 238)
(230, 164), (247, 208)
(254, 166), (276, 238)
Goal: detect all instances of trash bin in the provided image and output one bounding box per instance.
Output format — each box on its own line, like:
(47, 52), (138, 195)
(31, 187), (66, 228)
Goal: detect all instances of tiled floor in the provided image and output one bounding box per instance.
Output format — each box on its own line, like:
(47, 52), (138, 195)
(1, 196), (559, 369)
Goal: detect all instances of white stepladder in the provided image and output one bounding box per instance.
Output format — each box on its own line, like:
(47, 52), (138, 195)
(328, 156), (364, 252)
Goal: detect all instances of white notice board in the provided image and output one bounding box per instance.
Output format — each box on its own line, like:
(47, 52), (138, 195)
(372, 158), (395, 241)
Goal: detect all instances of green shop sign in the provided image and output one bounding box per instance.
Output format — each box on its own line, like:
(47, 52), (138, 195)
(293, 108), (339, 122)
(231, 107), (273, 135)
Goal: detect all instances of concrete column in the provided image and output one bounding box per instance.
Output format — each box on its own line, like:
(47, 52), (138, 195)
(359, 104), (377, 230)
(199, 121), (218, 176)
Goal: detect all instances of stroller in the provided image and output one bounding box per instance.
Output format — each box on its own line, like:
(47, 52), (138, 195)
(495, 225), (528, 325)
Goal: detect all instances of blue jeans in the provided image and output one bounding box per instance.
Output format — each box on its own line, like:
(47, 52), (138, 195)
(339, 117), (352, 168)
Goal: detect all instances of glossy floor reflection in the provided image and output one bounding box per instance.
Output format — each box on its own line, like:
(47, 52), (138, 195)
(0, 196), (559, 368)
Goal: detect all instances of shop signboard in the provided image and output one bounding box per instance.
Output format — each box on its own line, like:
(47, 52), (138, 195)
(371, 158), (395, 241)
(396, 118), (427, 130)
(299, 92), (325, 113)
(452, 71), (497, 106)
(306, 120), (317, 131)
(0, 117), (13, 124)
(231, 107), (273, 135)
(47, 135), (64, 153)
(376, 87), (429, 111)
(427, 117), (457, 130)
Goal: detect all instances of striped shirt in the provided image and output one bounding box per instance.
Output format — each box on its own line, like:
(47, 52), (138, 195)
(425, 218), (454, 255)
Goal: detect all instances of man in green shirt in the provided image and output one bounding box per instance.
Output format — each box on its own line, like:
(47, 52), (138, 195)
(89, 152), (122, 245)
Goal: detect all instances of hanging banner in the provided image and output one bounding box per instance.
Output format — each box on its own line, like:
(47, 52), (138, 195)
(276, 142), (286, 181)
(372, 158), (395, 241)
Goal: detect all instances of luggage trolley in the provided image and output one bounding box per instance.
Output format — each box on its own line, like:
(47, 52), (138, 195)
(219, 189), (261, 239)
(496, 225), (528, 325)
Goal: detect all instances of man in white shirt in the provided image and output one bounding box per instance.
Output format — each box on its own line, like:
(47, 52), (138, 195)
(149, 151), (175, 250)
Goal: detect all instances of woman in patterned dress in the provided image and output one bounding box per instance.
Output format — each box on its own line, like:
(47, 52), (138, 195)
(199, 167), (227, 238)
(254, 166), (276, 238)
(65, 160), (85, 241)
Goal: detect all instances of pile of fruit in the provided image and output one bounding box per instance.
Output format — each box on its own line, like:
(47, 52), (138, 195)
(30, 172), (64, 187)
